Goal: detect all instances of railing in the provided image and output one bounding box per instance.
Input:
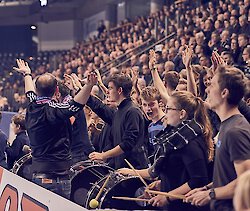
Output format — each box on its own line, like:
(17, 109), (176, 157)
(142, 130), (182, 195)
(101, 32), (176, 76)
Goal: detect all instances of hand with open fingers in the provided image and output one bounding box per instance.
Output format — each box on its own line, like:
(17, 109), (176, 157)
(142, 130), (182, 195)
(117, 168), (134, 176)
(64, 74), (77, 91)
(71, 73), (83, 89)
(89, 151), (105, 161)
(13, 59), (31, 75)
(185, 190), (210, 206)
(149, 194), (168, 207)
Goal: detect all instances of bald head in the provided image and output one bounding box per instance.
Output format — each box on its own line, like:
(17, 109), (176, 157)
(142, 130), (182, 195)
(35, 73), (57, 97)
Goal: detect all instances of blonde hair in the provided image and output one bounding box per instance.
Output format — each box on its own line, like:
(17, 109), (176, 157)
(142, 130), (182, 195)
(234, 170), (250, 211)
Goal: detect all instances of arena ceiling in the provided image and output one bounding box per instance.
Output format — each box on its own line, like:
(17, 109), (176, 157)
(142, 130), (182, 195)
(0, 0), (117, 26)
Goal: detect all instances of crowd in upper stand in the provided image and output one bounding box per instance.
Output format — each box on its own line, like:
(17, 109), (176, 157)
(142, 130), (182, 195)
(0, 0), (249, 113)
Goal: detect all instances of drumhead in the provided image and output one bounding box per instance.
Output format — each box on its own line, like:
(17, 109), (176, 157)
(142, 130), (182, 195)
(85, 173), (153, 210)
(70, 161), (113, 207)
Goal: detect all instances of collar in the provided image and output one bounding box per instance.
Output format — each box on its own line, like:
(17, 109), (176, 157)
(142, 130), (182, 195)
(36, 96), (51, 104)
(118, 98), (131, 109)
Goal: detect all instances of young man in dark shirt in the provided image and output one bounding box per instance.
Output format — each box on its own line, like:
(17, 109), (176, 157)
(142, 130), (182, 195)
(13, 59), (96, 199)
(186, 66), (250, 211)
(88, 74), (149, 169)
(6, 113), (30, 169)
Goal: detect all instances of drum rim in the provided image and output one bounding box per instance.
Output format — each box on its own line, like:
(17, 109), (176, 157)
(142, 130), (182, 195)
(11, 153), (32, 174)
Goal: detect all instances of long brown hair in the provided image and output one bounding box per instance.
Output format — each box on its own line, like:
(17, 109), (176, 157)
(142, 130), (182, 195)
(171, 91), (214, 161)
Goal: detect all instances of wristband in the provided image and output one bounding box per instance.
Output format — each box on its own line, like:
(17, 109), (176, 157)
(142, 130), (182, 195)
(24, 73), (32, 77)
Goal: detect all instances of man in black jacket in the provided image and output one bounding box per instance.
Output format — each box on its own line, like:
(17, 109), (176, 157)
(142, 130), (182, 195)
(13, 59), (96, 199)
(88, 74), (149, 169)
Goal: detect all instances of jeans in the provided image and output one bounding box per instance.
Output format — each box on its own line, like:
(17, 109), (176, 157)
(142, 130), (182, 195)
(32, 174), (71, 199)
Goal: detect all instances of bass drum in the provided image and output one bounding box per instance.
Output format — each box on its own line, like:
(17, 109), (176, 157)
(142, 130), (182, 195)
(11, 153), (32, 181)
(70, 160), (114, 207)
(85, 172), (154, 210)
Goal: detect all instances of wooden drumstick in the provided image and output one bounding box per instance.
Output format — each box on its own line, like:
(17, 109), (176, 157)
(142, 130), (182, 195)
(89, 175), (110, 208)
(124, 159), (148, 187)
(112, 196), (150, 202)
(145, 189), (186, 200)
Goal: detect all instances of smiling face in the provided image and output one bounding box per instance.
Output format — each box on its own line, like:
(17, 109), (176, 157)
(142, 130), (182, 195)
(165, 97), (183, 127)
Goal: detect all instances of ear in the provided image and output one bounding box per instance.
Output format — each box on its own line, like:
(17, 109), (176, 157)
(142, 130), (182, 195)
(221, 88), (229, 99)
(117, 87), (123, 95)
(180, 109), (187, 120)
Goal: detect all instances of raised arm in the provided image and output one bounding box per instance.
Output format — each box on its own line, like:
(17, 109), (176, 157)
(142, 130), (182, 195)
(182, 46), (197, 96)
(74, 72), (97, 105)
(149, 50), (169, 104)
(94, 69), (108, 96)
(13, 59), (35, 93)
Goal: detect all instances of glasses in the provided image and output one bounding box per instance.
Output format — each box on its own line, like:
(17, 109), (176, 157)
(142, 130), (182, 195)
(165, 106), (180, 111)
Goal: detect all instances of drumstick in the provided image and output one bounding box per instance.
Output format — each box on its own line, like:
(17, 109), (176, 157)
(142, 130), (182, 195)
(96, 175), (110, 200)
(89, 175), (110, 208)
(145, 189), (186, 200)
(112, 196), (150, 202)
(124, 159), (148, 187)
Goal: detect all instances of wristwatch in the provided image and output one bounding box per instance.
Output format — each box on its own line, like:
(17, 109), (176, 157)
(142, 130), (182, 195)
(209, 188), (216, 200)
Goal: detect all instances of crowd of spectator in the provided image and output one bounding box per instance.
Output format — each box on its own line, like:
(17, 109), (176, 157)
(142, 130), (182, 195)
(0, 0), (249, 112)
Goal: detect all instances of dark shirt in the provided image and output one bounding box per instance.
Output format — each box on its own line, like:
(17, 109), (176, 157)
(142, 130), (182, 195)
(149, 135), (209, 211)
(71, 110), (95, 161)
(212, 114), (250, 210)
(6, 131), (30, 169)
(87, 96), (149, 169)
(25, 91), (83, 173)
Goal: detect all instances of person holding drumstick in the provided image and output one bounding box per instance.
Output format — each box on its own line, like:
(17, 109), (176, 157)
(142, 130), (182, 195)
(118, 90), (214, 211)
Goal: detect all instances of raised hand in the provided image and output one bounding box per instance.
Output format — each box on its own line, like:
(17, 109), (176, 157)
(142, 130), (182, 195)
(94, 69), (103, 85)
(71, 73), (83, 89)
(211, 51), (226, 73)
(149, 49), (156, 70)
(182, 46), (193, 68)
(64, 74), (77, 91)
(87, 72), (98, 86)
(13, 59), (31, 75)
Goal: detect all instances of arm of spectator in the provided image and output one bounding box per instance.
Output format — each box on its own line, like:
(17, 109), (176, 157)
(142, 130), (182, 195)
(149, 50), (169, 104)
(182, 46), (198, 96)
(94, 69), (108, 95)
(13, 59), (35, 94)
(130, 67), (141, 95)
(74, 72), (97, 105)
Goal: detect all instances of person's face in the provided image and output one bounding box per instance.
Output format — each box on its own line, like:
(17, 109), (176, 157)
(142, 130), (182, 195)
(11, 122), (19, 134)
(141, 99), (161, 121)
(108, 81), (120, 102)
(165, 98), (183, 127)
(242, 49), (250, 62)
(203, 74), (212, 87)
(206, 74), (223, 110)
